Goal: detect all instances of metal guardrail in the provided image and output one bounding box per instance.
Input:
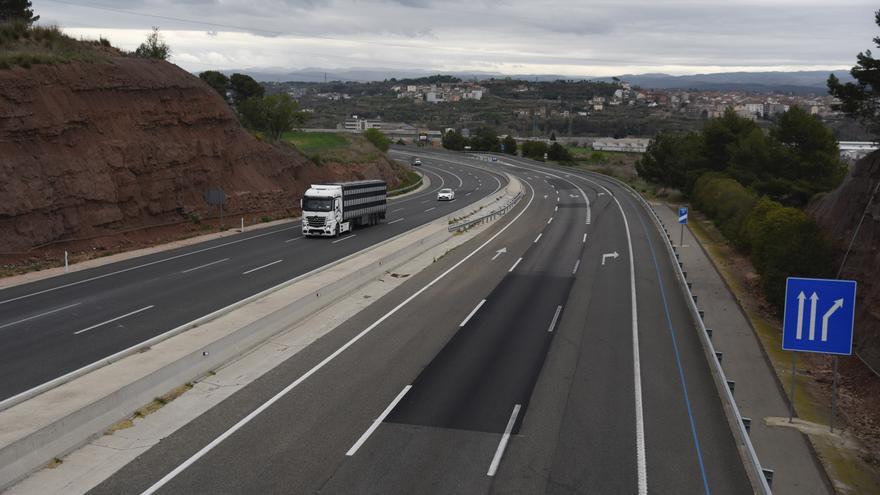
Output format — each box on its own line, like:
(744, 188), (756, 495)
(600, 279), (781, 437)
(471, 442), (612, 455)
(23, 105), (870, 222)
(447, 190), (524, 232)
(388, 174), (424, 197)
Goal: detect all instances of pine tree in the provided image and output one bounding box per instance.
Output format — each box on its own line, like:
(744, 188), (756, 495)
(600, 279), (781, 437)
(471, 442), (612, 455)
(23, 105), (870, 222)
(0, 0), (40, 25)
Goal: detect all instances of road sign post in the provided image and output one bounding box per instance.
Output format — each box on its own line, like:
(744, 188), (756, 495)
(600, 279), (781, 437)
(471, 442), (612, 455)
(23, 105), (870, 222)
(678, 207), (688, 247)
(782, 277), (856, 431)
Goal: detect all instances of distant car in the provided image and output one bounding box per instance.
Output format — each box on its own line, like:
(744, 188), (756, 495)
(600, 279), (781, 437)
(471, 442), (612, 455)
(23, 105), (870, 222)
(437, 188), (455, 201)
(411, 158), (422, 166)
(491, 156), (498, 162)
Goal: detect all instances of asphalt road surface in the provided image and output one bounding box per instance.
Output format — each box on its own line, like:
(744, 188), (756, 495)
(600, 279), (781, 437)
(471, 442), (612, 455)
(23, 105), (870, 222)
(0, 157), (505, 401)
(89, 151), (753, 494)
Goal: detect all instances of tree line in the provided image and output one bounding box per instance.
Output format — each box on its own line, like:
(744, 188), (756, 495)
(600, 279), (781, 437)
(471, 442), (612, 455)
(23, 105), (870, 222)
(199, 70), (309, 141)
(637, 107), (847, 309)
(442, 128), (572, 162)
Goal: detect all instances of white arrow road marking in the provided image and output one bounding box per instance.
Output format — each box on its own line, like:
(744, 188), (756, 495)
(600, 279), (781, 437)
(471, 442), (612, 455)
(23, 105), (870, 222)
(821, 299), (845, 341)
(491, 248), (508, 261)
(598, 192), (605, 197)
(795, 291), (806, 339)
(601, 252), (619, 266)
(808, 292), (819, 341)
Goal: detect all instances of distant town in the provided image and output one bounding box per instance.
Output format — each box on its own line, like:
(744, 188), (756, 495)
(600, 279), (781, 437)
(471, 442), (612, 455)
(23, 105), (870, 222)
(262, 76), (873, 160)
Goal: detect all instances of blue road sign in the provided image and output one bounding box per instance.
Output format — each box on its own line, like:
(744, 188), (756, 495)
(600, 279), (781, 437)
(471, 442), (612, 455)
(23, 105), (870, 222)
(782, 277), (856, 355)
(678, 207), (688, 224)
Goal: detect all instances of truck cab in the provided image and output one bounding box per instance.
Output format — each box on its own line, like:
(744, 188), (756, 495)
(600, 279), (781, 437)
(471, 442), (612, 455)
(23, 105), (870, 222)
(301, 185), (345, 237)
(301, 180), (387, 237)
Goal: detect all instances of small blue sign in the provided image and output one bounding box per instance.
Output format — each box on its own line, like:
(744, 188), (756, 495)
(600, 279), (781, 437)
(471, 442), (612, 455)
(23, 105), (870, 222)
(782, 277), (856, 355)
(678, 207), (688, 224)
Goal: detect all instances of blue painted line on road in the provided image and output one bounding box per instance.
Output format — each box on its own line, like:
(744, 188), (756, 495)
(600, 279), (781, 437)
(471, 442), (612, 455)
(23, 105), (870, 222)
(632, 205), (712, 495)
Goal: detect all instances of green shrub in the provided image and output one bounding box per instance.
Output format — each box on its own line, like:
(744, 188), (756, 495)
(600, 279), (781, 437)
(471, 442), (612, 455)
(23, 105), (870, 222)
(363, 128), (390, 152)
(691, 173), (756, 247)
(741, 200), (832, 307)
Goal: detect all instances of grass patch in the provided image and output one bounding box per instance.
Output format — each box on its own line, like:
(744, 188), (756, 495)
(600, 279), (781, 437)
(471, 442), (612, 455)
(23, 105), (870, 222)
(389, 170), (422, 196)
(132, 383), (193, 419)
(283, 131), (385, 165)
(0, 22), (119, 69)
(283, 131), (348, 155)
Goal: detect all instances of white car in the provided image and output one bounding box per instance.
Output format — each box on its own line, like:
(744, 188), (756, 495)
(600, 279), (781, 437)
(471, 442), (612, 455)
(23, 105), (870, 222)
(437, 188), (455, 201)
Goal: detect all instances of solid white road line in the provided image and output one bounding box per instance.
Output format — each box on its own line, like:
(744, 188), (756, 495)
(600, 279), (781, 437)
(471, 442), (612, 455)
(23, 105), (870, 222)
(181, 258), (230, 274)
(284, 236), (303, 243)
(508, 257), (523, 273)
(346, 385), (412, 456)
(73, 305), (154, 335)
(547, 217), (553, 225)
(547, 305), (563, 332)
(460, 299), (487, 327)
(388, 218), (404, 225)
(139, 178), (538, 495)
(574, 173), (647, 494)
(572, 259), (581, 275)
(0, 226), (299, 306)
(424, 207), (436, 212)
(533, 233), (542, 243)
(583, 233), (587, 244)
(242, 259), (283, 274)
(331, 235), (356, 244)
(390, 208), (405, 213)
(487, 404), (521, 476)
(0, 302), (82, 330)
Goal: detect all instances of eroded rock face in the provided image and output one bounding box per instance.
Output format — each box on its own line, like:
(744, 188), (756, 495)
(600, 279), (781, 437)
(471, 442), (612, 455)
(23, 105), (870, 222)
(810, 152), (880, 367)
(0, 57), (401, 253)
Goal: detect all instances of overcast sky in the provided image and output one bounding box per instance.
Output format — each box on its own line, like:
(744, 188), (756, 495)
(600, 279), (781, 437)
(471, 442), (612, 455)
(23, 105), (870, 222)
(35, 0), (878, 76)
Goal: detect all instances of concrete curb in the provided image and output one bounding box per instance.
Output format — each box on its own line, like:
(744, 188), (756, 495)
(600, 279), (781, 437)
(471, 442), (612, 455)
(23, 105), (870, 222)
(0, 171), (520, 490)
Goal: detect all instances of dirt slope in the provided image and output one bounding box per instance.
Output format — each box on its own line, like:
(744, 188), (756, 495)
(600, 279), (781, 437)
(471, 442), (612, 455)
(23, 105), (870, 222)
(0, 56), (403, 254)
(810, 151), (880, 369)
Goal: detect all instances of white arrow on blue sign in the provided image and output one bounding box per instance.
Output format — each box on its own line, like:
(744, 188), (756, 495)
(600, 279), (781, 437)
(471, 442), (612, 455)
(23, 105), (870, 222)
(678, 207), (688, 224)
(782, 277), (856, 355)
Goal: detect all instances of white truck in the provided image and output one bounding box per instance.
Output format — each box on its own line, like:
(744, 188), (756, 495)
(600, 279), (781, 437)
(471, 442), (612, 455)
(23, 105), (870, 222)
(301, 180), (387, 237)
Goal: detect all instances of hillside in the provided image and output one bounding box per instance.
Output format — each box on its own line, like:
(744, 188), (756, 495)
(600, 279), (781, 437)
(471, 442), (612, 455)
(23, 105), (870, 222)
(0, 29), (406, 256)
(810, 152), (880, 369)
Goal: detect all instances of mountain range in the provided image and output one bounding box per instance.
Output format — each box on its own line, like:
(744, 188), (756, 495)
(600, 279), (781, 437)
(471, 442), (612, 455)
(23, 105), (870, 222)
(233, 68), (855, 94)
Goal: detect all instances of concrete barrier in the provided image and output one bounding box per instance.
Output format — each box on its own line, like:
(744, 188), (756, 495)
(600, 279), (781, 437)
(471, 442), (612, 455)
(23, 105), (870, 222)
(0, 171), (520, 490)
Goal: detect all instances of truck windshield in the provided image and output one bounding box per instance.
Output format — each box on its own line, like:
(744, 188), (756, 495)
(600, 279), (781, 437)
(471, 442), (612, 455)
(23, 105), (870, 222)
(302, 197), (333, 212)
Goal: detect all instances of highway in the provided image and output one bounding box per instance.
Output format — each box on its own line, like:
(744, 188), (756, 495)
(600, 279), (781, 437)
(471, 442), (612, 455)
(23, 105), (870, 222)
(0, 159), (506, 402)
(87, 151), (753, 494)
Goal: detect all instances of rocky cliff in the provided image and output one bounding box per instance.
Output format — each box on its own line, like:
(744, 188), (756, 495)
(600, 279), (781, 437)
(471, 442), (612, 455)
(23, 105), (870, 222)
(0, 56), (403, 253)
(810, 152), (880, 368)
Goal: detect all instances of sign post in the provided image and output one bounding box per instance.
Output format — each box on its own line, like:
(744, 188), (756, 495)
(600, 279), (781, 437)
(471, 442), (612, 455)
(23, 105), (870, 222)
(678, 207), (688, 246)
(782, 277), (856, 431)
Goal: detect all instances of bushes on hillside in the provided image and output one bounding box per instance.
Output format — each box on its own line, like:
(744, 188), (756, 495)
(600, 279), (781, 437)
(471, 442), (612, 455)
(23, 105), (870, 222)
(638, 107), (845, 206)
(521, 140), (549, 161)
(363, 128), (390, 152)
(692, 173), (832, 309)
(691, 173), (756, 247)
